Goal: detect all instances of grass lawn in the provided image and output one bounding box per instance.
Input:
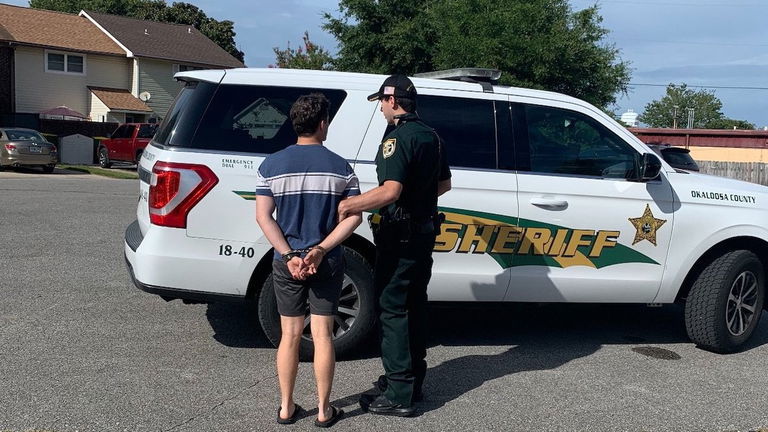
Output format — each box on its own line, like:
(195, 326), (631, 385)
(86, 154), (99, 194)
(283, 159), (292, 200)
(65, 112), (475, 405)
(59, 164), (138, 180)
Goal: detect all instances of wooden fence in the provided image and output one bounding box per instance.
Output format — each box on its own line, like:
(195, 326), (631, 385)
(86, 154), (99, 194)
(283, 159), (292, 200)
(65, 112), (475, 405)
(696, 160), (768, 186)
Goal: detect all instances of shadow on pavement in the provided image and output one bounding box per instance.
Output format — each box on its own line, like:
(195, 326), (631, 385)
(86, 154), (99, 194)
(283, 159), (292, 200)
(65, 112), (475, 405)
(327, 303), (768, 419)
(205, 302), (273, 349)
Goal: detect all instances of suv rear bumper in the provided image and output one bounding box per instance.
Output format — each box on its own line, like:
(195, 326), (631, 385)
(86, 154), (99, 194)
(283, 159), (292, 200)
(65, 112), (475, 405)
(124, 220), (245, 304)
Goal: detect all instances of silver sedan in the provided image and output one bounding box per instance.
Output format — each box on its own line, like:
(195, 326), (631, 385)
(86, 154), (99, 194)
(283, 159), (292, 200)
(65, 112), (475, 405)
(0, 128), (58, 173)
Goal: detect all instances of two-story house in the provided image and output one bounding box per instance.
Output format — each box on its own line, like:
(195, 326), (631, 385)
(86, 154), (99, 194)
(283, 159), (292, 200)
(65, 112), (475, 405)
(0, 3), (244, 123)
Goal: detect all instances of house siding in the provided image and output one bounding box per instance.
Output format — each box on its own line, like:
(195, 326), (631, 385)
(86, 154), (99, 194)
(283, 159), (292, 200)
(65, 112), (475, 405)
(138, 58), (181, 119)
(14, 46), (130, 119)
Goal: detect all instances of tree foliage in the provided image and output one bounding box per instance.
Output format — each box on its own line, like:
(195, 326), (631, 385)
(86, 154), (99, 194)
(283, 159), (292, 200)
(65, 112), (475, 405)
(322, 0), (630, 108)
(29, 0), (244, 62)
(639, 84), (755, 129)
(272, 32), (334, 70)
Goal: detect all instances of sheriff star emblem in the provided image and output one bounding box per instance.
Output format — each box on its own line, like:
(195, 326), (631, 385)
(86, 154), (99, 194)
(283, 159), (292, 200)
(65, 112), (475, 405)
(382, 138), (396, 159)
(628, 204), (667, 246)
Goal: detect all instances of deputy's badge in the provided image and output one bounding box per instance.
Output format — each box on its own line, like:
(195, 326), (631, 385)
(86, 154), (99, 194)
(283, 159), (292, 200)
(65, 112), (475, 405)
(628, 204), (667, 246)
(382, 138), (397, 159)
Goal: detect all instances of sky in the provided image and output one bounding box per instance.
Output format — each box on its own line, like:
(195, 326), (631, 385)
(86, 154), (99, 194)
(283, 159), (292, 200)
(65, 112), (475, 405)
(6, 0), (768, 128)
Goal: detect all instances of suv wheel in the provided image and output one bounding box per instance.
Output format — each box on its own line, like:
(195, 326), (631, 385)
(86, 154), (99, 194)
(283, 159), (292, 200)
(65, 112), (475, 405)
(98, 147), (112, 168)
(42, 165), (54, 174)
(685, 250), (765, 353)
(258, 246), (376, 360)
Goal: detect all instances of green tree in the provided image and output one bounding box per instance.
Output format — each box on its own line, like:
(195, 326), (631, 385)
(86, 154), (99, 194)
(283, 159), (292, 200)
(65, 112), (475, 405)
(639, 84), (754, 129)
(272, 32), (334, 70)
(323, 0), (630, 108)
(29, 0), (244, 62)
(703, 118), (756, 130)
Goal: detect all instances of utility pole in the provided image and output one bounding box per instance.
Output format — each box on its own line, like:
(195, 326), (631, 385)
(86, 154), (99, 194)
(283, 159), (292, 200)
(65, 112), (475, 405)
(673, 105), (679, 129)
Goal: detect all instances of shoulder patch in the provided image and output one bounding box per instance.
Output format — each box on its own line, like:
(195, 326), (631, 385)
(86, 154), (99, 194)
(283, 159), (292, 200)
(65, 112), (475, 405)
(382, 138), (397, 159)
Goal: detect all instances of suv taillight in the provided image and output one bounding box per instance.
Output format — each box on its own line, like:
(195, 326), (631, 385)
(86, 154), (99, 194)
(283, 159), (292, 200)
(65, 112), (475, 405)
(5, 144), (16, 151)
(149, 161), (218, 228)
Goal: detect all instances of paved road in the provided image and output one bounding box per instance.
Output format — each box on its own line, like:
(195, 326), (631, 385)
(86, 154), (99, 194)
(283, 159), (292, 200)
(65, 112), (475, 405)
(1, 170), (767, 432)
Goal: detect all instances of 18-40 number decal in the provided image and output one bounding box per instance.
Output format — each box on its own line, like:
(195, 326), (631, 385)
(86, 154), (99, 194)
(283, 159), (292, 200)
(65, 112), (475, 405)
(218, 245), (255, 258)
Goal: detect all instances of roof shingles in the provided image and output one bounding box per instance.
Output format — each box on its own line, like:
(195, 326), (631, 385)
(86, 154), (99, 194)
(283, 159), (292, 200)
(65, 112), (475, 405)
(0, 4), (125, 55)
(83, 11), (244, 68)
(89, 87), (153, 112)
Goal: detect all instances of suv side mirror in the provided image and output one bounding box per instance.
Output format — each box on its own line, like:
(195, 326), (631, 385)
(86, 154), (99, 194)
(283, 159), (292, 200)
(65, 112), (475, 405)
(635, 153), (662, 182)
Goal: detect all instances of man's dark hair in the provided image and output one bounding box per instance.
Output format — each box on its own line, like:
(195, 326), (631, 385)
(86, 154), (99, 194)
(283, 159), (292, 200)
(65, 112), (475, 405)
(290, 93), (330, 136)
(395, 97), (417, 113)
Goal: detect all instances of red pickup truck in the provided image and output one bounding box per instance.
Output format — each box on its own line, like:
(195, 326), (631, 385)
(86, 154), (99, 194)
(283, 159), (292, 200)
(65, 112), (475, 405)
(98, 123), (157, 168)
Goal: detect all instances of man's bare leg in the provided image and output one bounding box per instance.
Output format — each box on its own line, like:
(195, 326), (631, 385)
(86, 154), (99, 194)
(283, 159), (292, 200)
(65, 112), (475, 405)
(277, 315), (304, 420)
(311, 314), (335, 421)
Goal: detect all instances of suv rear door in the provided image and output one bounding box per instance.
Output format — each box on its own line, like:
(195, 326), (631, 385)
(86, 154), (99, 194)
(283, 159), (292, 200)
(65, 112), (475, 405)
(505, 99), (674, 302)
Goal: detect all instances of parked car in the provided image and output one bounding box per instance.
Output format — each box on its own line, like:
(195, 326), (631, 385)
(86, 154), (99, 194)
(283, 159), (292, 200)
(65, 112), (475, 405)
(0, 127), (58, 173)
(648, 143), (700, 172)
(125, 68), (767, 359)
(98, 123), (157, 168)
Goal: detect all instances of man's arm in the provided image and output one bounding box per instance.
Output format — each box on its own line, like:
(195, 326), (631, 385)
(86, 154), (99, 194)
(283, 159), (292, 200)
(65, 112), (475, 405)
(337, 180), (402, 220)
(304, 210), (363, 272)
(437, 178), (451, 196)
(255, 195), (291, 255)
(255, 195), (307, 279)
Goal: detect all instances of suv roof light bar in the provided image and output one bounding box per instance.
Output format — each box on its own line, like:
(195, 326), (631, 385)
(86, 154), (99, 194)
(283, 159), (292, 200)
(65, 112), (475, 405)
(414, 68), (501, 93)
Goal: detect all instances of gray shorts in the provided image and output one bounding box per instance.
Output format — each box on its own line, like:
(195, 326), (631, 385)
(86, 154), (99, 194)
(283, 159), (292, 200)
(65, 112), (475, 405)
(271, 254), (344, 317)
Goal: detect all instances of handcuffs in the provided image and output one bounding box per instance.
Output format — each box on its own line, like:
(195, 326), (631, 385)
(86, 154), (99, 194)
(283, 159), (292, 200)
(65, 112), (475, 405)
(281, 245), (326, 263)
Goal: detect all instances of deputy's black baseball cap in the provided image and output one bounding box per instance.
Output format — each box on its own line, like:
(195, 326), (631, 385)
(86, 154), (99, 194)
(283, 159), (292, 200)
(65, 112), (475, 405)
(367, 74), (417, 102)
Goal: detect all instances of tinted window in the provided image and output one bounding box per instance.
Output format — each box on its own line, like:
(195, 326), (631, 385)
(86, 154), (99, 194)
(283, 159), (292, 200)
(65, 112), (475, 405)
(137, 124), (158, 139)
(186, 85), (346, 154)
(662, 149), (699, 171)
(111, 125), (129, 139)
(524, 105), (637, 178)
(417, 95), (497, 170)
(154, 81), (217, 146)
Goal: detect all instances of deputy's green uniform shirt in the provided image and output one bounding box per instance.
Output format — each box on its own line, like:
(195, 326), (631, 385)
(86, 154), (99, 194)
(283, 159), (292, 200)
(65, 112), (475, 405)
(375, 113), (451, 221)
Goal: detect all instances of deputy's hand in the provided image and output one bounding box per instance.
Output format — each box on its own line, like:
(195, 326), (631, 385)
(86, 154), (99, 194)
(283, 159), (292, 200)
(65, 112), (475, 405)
(286, 256), (308, 280)
(338, 199), (351, 222)
(303, 248), (324, 275)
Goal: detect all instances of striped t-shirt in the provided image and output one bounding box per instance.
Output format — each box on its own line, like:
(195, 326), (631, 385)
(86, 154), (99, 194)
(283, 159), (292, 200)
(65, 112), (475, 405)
(255, 144), (360, 260)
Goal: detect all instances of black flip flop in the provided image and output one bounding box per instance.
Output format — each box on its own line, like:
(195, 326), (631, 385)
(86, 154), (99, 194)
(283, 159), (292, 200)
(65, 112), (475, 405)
(314, 406), (344, 428)
(276, 403), (303, 425)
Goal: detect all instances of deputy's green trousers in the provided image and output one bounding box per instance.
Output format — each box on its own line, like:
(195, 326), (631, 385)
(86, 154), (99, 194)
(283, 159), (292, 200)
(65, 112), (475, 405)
(374, 231), (435, 406)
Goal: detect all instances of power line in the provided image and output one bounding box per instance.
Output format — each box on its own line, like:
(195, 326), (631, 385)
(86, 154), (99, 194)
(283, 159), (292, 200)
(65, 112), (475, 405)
(629, 83), (768, 90)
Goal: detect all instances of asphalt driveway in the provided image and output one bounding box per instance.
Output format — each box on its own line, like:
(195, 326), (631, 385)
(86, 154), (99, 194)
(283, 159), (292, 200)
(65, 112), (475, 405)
(1, 170), (767, 432)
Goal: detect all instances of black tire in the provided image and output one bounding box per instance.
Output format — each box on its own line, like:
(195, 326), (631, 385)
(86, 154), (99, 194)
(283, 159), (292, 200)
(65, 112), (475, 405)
(685, 250), (765, 353)
(42, 165), (54, 174)
(257, 246), (376, 361)
(98, 147), (111, 168)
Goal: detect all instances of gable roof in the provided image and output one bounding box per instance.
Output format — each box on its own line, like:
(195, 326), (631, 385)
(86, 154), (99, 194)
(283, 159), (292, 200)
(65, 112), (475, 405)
(81, 11), (244, 68)
(0, 3), (125, 56)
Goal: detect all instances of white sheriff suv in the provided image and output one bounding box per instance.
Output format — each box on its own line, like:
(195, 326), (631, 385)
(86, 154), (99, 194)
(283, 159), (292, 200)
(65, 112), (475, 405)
(124, 68), (766, 358)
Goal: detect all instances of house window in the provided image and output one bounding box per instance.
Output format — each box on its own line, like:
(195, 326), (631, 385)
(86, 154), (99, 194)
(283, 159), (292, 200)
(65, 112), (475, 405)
(46, 51), (86, 75)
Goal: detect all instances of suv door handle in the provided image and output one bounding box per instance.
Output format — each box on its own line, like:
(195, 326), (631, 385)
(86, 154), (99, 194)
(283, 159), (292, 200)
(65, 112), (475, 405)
(530, 198), (568, 210)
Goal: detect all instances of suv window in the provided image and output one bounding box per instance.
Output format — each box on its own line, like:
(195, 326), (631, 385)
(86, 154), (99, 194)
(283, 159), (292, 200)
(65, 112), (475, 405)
(417, 95), (497, 170)
(155, 83), (347, 154)
(111, 125), (131, 139)
(523, 104), (637, 178)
